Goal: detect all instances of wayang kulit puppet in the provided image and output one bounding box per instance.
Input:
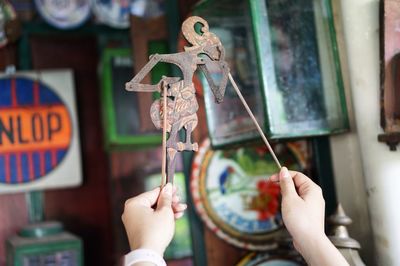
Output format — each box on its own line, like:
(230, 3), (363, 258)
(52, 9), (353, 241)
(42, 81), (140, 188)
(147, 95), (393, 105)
(125, 16), (281, 185)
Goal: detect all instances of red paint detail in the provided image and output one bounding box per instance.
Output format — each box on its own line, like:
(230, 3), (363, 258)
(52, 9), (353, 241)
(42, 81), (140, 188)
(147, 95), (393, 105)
(11, 78), (17, 107)
(16, 153), (22, 183)
(0, 104), (65, 110)
(39, 152), (45, 177)
(28, 153), (34, 181)
(4, 154), (10, 183)
(51, 150), (57, 167)
(33, 81), (40, 105)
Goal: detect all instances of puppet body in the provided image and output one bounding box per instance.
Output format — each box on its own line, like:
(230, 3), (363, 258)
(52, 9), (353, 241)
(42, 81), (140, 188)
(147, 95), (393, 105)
(125, 16), (230, 182)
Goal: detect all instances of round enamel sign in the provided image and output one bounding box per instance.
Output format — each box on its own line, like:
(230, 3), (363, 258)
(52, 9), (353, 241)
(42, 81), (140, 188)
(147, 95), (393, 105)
(191, 139), (306, 250)
(0, 77), (72, 184)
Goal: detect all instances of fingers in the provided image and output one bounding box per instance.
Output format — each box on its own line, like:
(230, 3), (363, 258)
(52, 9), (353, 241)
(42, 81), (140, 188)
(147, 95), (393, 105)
(173, 195), (180, 204)
(269, 174), (279, 182)
(175, 212), (185, 219)
(157, 183), (187, 218)
(173, 203), (187, 213)
(125, 183), (187, 218)
(156, 183), (173, 211)
(125, 186), (161, 208)
(173, 203), (187, 220)
(270, 170), (307, 183)
(172, 187), (187, 218)
(284, 171), (321, 200)
(270, 169), (323, 200)
(279, 167), (297, 197)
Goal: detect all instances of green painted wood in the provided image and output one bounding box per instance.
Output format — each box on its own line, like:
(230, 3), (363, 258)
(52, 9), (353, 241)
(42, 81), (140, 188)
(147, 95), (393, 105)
(249, 0), (273, 138)
(100, 44), (172, 150)
(166, 0), (179, 55)
(249, 0), (349, 139)
(312, 136), (337, 217)
(183, 151), (207, 266)
(324, 0), (350, 131)
(25, 191), (44, 223)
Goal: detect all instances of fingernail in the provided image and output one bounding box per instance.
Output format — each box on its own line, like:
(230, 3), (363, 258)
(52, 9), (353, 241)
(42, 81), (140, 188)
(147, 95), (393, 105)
(163, 183), (173, 196)
(280, 167), (290, 179)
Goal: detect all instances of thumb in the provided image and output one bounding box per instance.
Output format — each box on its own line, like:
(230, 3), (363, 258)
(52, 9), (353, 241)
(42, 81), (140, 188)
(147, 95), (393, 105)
(156, 183), (173, 211)
(279, 167), (297, 197)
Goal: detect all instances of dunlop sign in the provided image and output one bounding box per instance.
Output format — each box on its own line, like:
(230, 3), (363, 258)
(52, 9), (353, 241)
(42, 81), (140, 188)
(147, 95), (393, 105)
(0, 77), (72, 184)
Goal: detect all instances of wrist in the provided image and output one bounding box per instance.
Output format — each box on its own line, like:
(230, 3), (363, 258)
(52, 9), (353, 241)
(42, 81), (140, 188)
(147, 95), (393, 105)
(131, 242), (165, 258)
(138, 246), (165, 258)
(124, 249), (166, 266)
(295, 233), (329, 260)
(297, 234), (347, 266)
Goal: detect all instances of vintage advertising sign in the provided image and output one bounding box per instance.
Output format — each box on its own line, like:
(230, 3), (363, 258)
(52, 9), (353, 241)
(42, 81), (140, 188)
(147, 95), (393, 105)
(191, 139), (307, 250)
(0, 70), (82, 193)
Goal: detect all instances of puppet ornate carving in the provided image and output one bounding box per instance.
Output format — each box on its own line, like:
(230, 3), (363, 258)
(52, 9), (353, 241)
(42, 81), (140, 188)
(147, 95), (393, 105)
(126, 16), (280, 184)
(126, 16), (230, 182)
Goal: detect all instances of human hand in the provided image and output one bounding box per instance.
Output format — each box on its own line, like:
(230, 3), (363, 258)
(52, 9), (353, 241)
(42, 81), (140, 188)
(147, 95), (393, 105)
(122, 183), (187, 256)
(270, 167), (325, 253)
(270, 167), (348, 266)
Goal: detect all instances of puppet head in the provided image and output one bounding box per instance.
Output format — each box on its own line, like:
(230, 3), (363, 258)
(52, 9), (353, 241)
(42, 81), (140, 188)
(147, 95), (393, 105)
(181, 16), (225, 61)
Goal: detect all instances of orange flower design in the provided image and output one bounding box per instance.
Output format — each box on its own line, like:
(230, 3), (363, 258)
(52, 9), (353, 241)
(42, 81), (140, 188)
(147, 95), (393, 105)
(248, 180), (281, 220)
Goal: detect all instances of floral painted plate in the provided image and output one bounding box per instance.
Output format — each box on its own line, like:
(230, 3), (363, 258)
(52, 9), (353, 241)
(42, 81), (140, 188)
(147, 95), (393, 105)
(191, 139), (307, 250)
(35, 0), (91, 29)
(236, 252), (304, 266)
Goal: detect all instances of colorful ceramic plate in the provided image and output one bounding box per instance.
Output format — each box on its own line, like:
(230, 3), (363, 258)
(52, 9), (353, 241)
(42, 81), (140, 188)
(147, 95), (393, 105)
(0, 0), (18, 47)
(237, 252), (304, 266)
(191, 139), (307, 250)
(130, 0), (165, 19)
(92, 0), (130, 29)
(34, 0), (91, 29)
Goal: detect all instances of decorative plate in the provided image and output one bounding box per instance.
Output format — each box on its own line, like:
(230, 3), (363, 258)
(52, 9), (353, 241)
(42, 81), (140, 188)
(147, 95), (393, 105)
(191, 139), (307, 250)
(130, 0), (165, 19)
(34, 0), (91, 29)
(0, 0), (18, 47)
(237, 252), (304, 266)
(92, 0), (130, 29)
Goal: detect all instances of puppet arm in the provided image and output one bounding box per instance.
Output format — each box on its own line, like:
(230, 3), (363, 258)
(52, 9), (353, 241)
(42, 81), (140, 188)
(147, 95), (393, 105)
(125, 54), (180, 92)
(198, 59), (229, 103)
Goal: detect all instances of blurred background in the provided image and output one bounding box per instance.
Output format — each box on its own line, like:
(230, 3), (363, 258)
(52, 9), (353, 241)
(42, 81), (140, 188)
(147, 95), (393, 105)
(0, 0), (399, 265)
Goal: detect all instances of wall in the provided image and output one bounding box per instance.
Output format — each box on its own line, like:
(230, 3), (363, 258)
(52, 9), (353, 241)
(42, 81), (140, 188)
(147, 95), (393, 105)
(30, 35), (115, 265)
(0, 194), (28, 265)
(332, 0), (400, 265)
(329, 1), (376, 264)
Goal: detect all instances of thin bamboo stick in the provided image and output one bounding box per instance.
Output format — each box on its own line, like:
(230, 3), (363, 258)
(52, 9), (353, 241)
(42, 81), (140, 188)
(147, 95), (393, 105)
(161, 83), (168, 186)
(228, 73), (282, 169)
